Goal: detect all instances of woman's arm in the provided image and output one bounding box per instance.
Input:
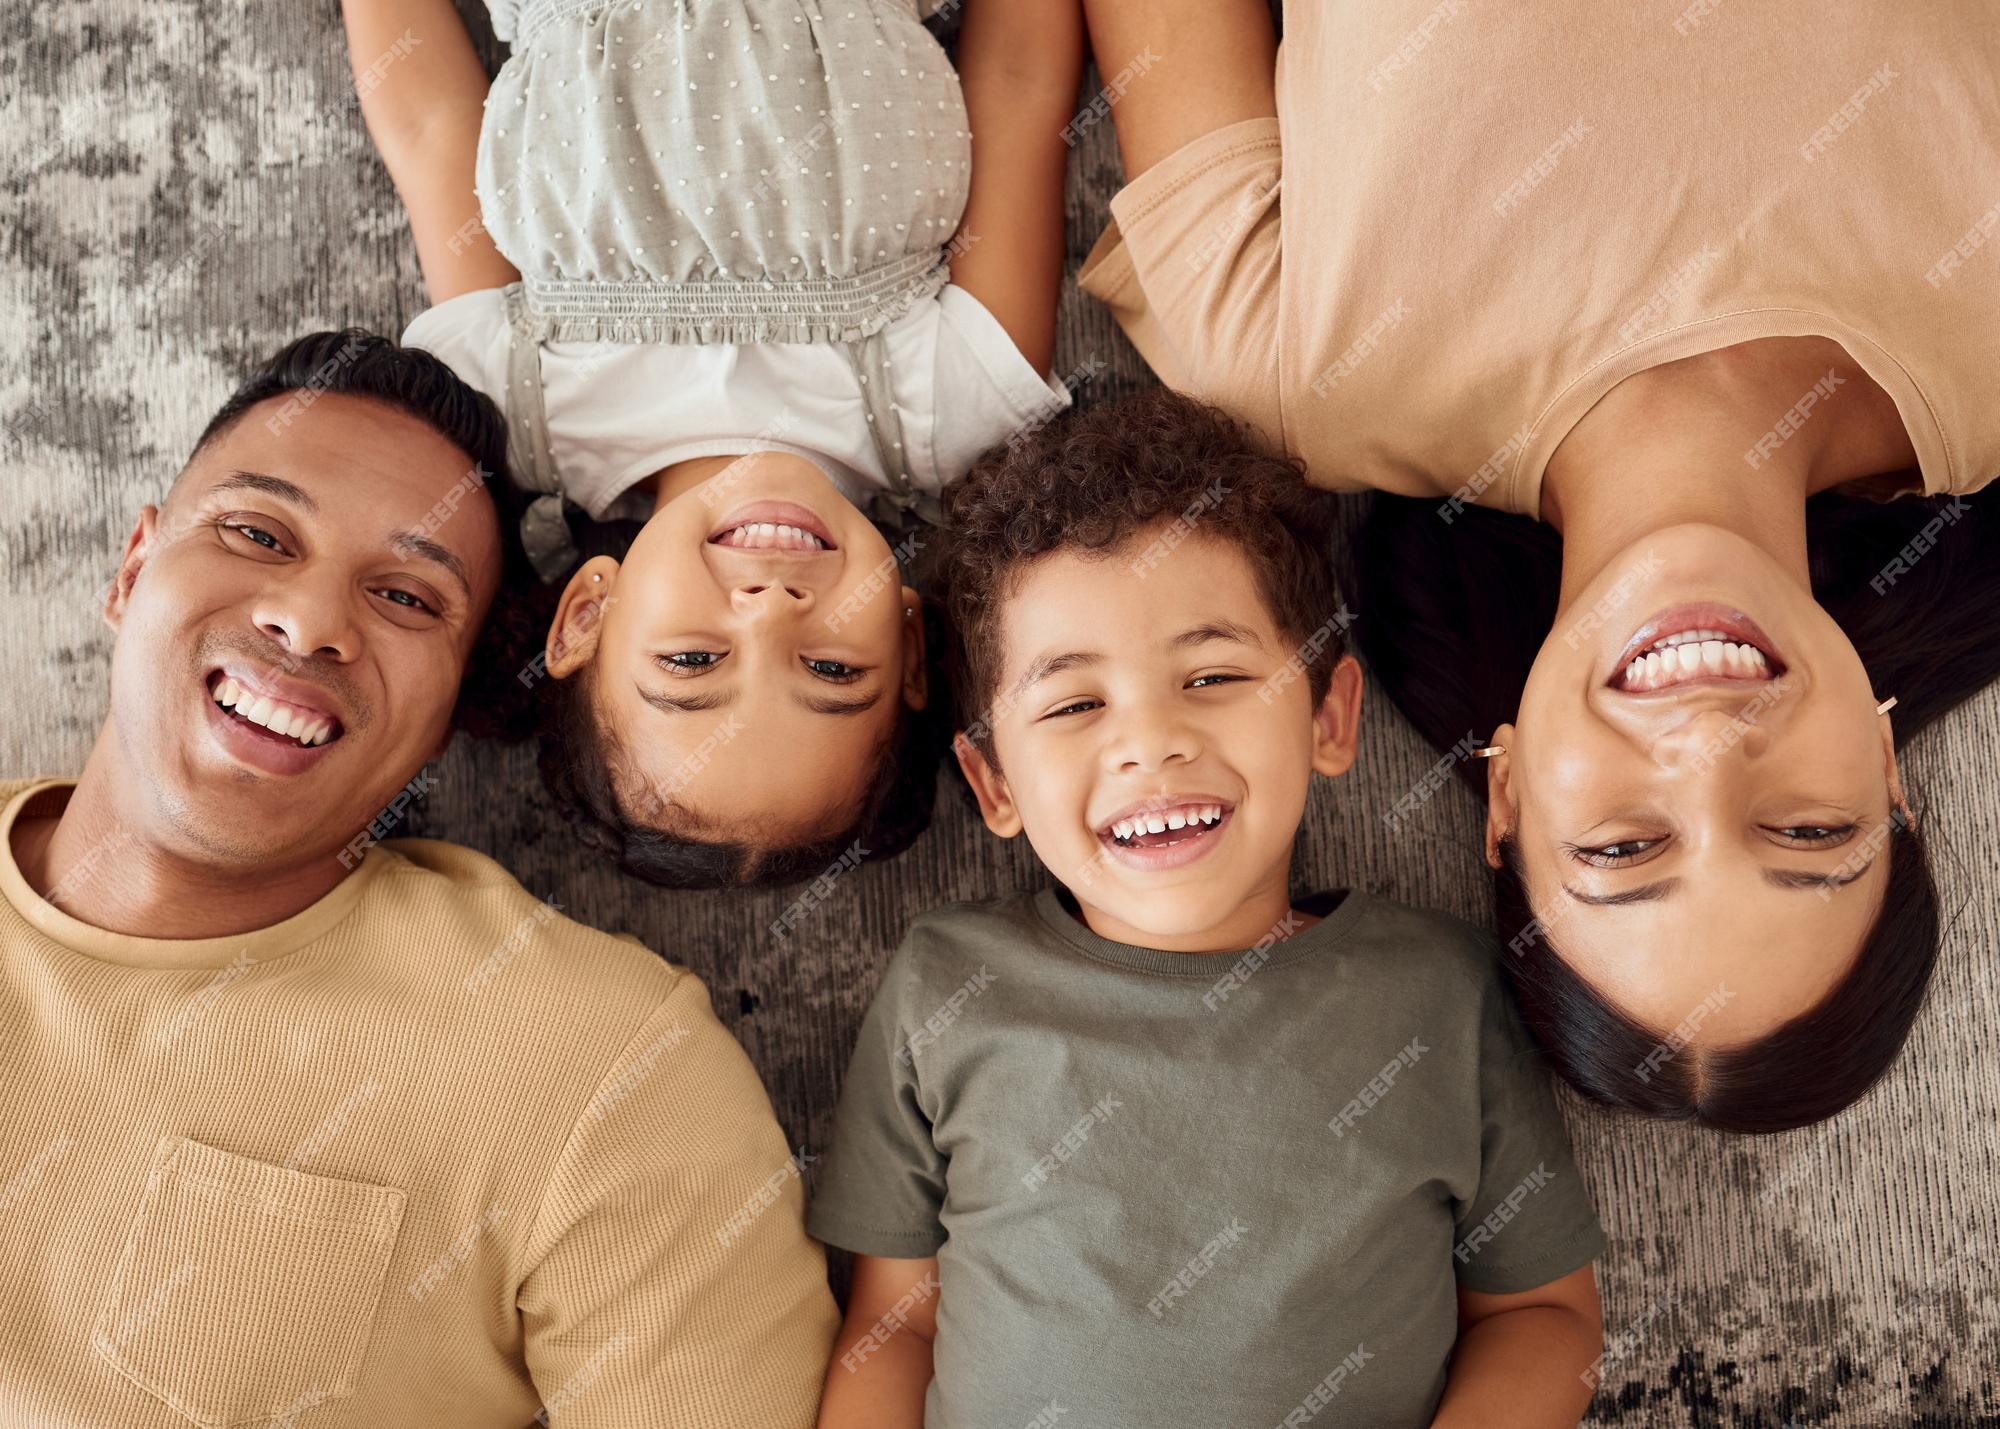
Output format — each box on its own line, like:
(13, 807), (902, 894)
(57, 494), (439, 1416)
(340, 0), (519, 302)
(947, 0), (1087, 376)
(815, 1254), (940, 1429)
(1429, 1264), (1604, 1429)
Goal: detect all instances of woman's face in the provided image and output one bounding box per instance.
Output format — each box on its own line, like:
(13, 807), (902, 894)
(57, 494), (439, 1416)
(550, 453), (926, 842)
(1488, 523), (1906, 1048)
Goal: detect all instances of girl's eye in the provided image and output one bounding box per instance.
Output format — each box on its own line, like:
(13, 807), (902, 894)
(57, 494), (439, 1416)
(803, 658), (864, 683)
(1040, 698), (1102, 720)
(1770, 824), (1857, 847)
(659, 651), (723, 671)
(1188, 673), (1247, 689)
(1565, 837), (1664, 867)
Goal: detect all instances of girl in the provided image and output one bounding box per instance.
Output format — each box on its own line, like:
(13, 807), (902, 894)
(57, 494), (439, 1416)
(342, 0), (1083, 886)
(1070, 0), (2000, 1130)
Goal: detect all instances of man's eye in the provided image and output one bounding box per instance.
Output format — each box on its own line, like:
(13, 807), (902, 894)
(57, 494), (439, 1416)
(378, 589), (437, 615)
(803, 658), (864, 683)
(660, 651), (722, 671)
(223, 521), (285, 552)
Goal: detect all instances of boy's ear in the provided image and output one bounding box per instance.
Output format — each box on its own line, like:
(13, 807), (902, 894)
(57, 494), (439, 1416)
(899, 586), (929, 711)
(1483, 721), (1519, 870)
(1309, 655), (1365, 778)
(953, 733), (1022, 837)
(103, 505), (161, 630)
(546, 556), (620, 678)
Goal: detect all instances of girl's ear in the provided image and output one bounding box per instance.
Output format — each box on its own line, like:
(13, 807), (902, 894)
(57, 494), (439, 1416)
(1309, 655), (1365, 778)
(953, 733), (1022, 837)
(546, 556), (621, 678)
(900, 586), (930, 711)
(1483, 722), (1519, 870)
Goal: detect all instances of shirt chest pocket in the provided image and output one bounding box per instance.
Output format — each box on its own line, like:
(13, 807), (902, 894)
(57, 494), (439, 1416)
(92, 1136), (406, 1427)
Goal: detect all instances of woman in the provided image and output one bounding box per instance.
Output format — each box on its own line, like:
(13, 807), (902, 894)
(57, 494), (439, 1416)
(1074, 0), (2000, 1130)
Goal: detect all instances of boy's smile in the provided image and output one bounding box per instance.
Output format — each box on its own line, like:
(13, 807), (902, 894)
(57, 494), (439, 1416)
(955, 530), (1362, 953)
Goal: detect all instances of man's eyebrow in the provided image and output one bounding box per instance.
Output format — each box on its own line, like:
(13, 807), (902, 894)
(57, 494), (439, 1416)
(795, 689), (885, 717)
(1017, 650), (1101, 688)
(639, 687), (738, 714)
(214, 470), (318, 513)
(390, 529), (473, 601)
(1171, 620), (1264, 650)
(1563, 878), (1681, 906)
(1766, 860), (1876, 891)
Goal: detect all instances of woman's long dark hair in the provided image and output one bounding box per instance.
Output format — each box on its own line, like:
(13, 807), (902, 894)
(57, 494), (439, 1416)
(1354, 486), (1997, 1132)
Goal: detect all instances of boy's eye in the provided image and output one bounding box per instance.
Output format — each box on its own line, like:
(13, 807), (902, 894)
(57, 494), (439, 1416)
(659, 651), (723, 671)
(803, 658), (865, 683)
(1040, 698), (1102, 720)
(1188, 673), (1247, 689)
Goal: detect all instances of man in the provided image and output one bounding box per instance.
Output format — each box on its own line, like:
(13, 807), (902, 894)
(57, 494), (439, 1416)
(0, 331), (836, 1426)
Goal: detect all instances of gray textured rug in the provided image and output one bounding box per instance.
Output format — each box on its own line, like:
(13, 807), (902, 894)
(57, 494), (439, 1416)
(4, 4), (1996, 1424)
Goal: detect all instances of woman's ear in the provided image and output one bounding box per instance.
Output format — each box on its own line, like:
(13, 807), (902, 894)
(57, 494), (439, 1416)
(1310, 655), (1365, 778)
(1879, 708), (1915, 830)
(900, 586), (929, 711)
(953, 733), (1021, 837)
(1482, 722), (1519, 870)
(546, 556), (620, 679)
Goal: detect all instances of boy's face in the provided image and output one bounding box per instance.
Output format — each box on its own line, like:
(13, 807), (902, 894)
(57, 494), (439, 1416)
(957, 530), (1362, 952)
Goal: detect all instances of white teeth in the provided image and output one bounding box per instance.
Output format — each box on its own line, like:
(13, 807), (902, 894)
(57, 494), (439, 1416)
(211, 677), (336, 747)
(1143, 814), (1167, 834)
(1620, 638), (1773, 690)
(267, 707), (294, 738)
(1165, 812), (1187, 829)
(1112, 820), (1134, 841)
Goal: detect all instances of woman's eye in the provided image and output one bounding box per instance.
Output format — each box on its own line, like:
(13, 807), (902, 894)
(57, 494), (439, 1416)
(1770, 824), (1857, 847)
(1567, 837), (1664, 867)
(377, 589), (437, 615)
(659, 651), (722, 671)
(803, 658), (864, 683)
(1188, 673), (1247, 689)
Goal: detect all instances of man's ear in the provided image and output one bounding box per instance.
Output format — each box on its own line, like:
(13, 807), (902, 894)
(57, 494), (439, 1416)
(899, 586), (929, 711)
(546, 556), (620, 678)
(103, 506), (161, 631)
(953, 732), (1021, 837)
(1482, 721), (1519, 870)
(1309, 655), (1365, 778)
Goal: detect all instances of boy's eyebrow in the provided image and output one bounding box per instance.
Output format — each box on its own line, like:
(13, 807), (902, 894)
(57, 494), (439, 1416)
(214, 470), (319, 513)
(1016, 649), (1102, 689)
(639, 687), (737, 714)
(389, 529), (473, 601)
(1172, 620), (1264, 650)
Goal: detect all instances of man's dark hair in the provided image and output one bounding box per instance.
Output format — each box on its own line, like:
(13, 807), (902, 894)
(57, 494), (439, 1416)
(1354, 486), (1997, 1131)
(191, 329), (538, 740)
(930, 387), (1346, 760)
(535, 544), (951, 890)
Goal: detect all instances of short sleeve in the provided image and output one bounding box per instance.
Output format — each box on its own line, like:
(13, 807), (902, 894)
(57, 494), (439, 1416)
(805, 944), (949, 1258)
(918, 285), (1072, 485)
(519, 973), (837, 1429)
(401, 288), (512, 414)
(1450, 973), (1608, 1295)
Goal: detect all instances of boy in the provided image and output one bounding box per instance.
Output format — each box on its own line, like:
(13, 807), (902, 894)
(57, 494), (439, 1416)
(808, 390), (1607, 1427)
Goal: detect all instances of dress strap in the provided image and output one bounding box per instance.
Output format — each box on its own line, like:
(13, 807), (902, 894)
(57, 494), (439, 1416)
(503, 284), (582, 583)
(845, 329), (941, 526)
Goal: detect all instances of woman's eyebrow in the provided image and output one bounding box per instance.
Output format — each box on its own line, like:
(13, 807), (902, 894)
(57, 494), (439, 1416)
(1766, 862), (1875, 891)
(1563, 879), (1680, 906)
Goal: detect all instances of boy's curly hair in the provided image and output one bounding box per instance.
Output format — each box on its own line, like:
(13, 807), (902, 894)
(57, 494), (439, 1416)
(929, 387), (1348, 757)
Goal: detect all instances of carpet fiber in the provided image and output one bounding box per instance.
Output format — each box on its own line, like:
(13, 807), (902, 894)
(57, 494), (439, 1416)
(4, 4), (1996, 1424)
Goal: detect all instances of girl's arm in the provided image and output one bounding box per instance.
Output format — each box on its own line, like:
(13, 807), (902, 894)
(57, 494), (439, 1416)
(340, 0), (519, 302)
(1429, 1264), (1604, 1429)
(947, 0), (1088, 377)
(815, 1254), (940, 1429)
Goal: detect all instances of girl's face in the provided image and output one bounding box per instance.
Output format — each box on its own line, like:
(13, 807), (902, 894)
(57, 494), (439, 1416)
(1488, 523), (1906, 1048)
(548, 453), (926, 843)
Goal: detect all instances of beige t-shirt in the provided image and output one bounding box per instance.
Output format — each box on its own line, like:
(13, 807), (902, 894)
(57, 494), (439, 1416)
(1082, 0), (1999, 516)
(0, 780), (835, 1427)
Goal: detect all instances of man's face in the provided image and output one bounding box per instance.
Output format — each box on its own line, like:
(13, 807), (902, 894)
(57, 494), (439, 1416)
(104, 391), (503, 868)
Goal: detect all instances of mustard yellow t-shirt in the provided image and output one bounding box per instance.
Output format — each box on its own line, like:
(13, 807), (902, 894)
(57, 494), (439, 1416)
(0, 780), (835, 1427)
(1081, 0), (2000, 515)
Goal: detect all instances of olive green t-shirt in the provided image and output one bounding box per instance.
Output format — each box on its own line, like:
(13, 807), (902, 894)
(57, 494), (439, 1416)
(808, 888), (1607, 1428)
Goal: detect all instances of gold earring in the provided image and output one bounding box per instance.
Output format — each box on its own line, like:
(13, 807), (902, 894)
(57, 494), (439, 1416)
(1875, 695), (1897, 715)
(1473, 744), (1505, 759)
